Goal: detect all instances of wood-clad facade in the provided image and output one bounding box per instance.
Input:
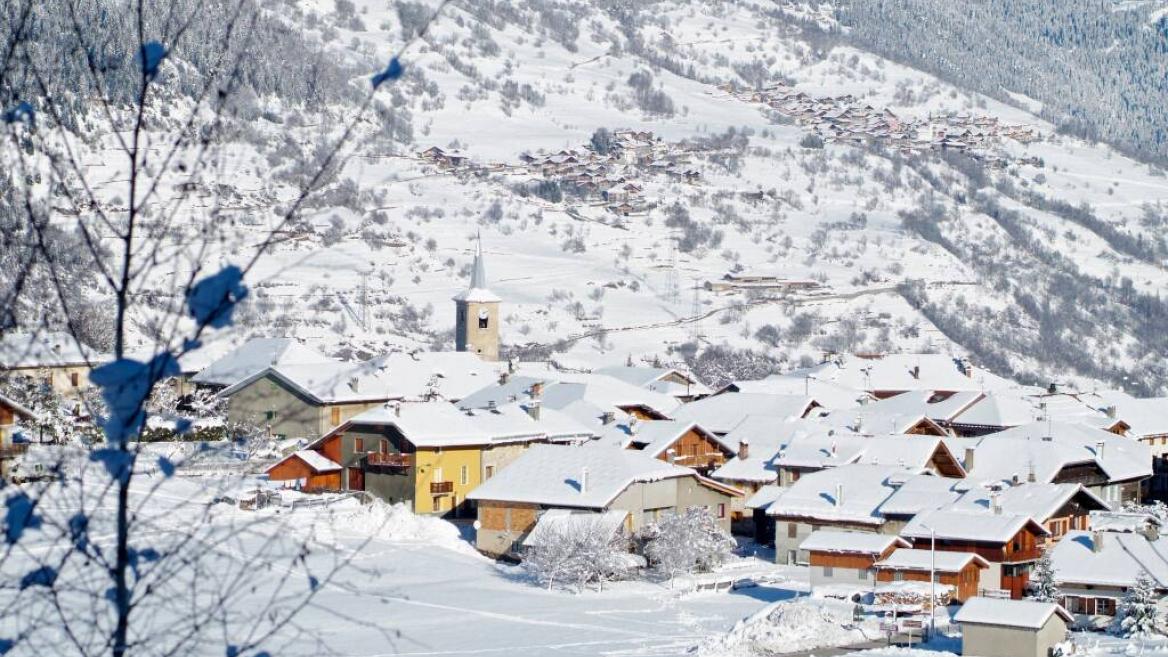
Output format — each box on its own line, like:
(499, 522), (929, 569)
(875, 560), (985, 602)
(906, 523), (1044, 599)
(266, 454), (340, 492)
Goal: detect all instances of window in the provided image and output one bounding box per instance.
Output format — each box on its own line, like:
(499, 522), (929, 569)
(70, 372), (80, 387)
(859, 568), (869, 581)
(485, 465), (495, 479)
(380, 439), (389, 454)
(893, 571), (904, 582)
(787, 524), (798, 539)
(1096, 597), (1116, 616)
(478, 309), (490, 329)
(354, 437), (364, 452)
(434, 467), (444, 483)
(330, 407), (341, 426)
(717, 503), (726, 519)
(822, 566), (834, 578)
(265, 410), (276, 421)
(460, 465), (469, 486)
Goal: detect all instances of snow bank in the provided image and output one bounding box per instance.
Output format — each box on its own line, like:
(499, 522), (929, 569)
(330, 498), (479, 557)
(697, 597), (879, 656)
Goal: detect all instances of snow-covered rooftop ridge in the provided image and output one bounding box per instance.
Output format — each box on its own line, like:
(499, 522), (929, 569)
(1048, 529), (1168, 588)
(764, 464), (926, 524)
(344, 399), (593, 447)
(875, 548), (989, 572)
(191, 337), (331, 387)
(948, 482), (1108, 522)
(709, 414), (800, 483)
(290, 449), (341, 473)
(0, 331), (109, 369)
(458, 368), (682, 417)
(798, 531), (908, 554)
(900, 508), (1048, 543)
(966, 421), (1151, 485)
(604, 419), (731, 458)
(726, 375), (870, 410)
(219, 357), (398, 405)
(671, 393), (815, 434)
(954, 597), (1072, 629)
(593, 365), (710, 398)
(782, 353), (1013, 394)
(466, 443), (696, 508)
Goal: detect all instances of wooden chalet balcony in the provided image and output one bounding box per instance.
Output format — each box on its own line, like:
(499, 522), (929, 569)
(0, 444), (29, 460)
(365, 452), (412, 468)
(430, 481), (454, 494)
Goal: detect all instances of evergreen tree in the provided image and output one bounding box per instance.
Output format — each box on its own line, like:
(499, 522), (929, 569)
(1114, 570), (1163, 638)
(1027, 551), (1061, 603)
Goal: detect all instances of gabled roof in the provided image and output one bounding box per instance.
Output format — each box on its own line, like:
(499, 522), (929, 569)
(0, 392), (37, 421)
(670, 394), (816, 434)
(900, 508), (1049, 543)
(709, 415), (795, 483)
(799, 531), (909, 555)
(948, 390), (1036, 427)
(465, 444), (696, 508)
(784, 353), (1010, 394)
(967, 422), (1151, 485)
(876, 548), (989, 573)
(820, 392), (948, 436)
(266, 449), (341, 475)
(878, 475), (965, 517)
(1090, 390), (1168, 439)
(720, 375), (869, 410)
(763, 464), (919, 524)
(1049, 530), (1168, 589)
(594, 366), (710, 398)
(380, 351), (501, 401)
(950, 483), (1109, 522)
(191, 337), (331, 387)
(459, 369), (681, 418)
(218, 358), (397, 405)
(343, 401), (519, 447)
(603, 419), (730, 458)
(954, 597), (1072, 629)
(0, 332), (108, 369)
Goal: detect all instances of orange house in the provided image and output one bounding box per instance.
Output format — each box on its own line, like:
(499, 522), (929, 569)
(875, 548), (990, 602)
(265, 450), (342, 492)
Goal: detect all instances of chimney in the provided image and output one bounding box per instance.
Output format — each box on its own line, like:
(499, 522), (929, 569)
(1048, 382), (1057, 394)
(830, 441), (837, 457)
(487, 399), (497, 411)
(526, 400), (541, 421)
(911, 365), (920, 380)
(530, 382), (544, 399)
(628, 416), (639, 435)
(834, 483), (844, 507)
(601, 411), (616, 425)
(349, 377), (360, 392)
(1096, 440), (1106, 461)
(1012, 473), (1020, 486)
(1142, 522), (1160, 542)
(499, 371), (510, 385)
(738, 439), (750, 460)
(991, 491), (1002, 515)
(393, 401), (402, 417)
(1092, 530), (1104, 553)
(1027, 462), (1036, 483)
(581, 467), (589, 493)
(853, 417), (863, 433)
(964, 447), (976, 472)
(1105, 405), (1117, 419)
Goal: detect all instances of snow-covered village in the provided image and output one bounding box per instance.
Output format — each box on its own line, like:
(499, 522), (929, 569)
(3, 1), (1168, 656)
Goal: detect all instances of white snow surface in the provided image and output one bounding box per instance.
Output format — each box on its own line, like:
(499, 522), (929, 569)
(697, 597), (879, 657)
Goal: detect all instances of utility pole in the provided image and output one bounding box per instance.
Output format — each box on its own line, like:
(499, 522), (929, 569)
(665, 236), (680, 303)
(360, 270), (369, 330)
(690, 278), (703, 342)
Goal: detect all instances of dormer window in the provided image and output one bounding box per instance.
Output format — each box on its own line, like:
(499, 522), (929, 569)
(478, 308), (490, 329)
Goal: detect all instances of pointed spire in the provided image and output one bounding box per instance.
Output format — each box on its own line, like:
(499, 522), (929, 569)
(470, 231), (488, 290)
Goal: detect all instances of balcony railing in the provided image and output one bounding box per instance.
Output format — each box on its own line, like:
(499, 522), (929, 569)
(366, 452), (412, 468)
(430, 481), (454, 494)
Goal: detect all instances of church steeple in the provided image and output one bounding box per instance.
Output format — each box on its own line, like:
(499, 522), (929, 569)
(453, 232), (501, 361)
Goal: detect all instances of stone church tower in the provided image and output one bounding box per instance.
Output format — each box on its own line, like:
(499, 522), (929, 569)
(453, 234), (500, 361)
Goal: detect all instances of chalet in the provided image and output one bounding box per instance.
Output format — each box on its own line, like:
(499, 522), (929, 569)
(710, 415), (789, 496)
(419, 146), (468, 168)
(756, 464), (943, 564)
(609, 202), (635, 216)
(190, 337), (331, 390)
(773, 431), (966, 485)
(900, 509), (1049, 599)
(670, 393), (819, 435)
(599, 419), (732, 474)
(785, 353), (1001, 399)
(593, 365), (710, 402)
(874, 549), (989, 603)
(1049, 525), (1168, 622)
(265, 449), (342, 492)
(218, 358), (398, 439)
(265, 400), (593, 517)
(945, 482), (1109, 546)
(963, 422), (1151, 506)
(0, 332), (110, 396)
(799, 531), (909, 592)
(954, 598), (1071, 657)
(467, 444), (741, 558)
(716, 376), (870, 410)
(0, 392), (36, 480)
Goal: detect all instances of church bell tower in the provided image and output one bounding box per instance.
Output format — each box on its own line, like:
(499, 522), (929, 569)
(453, 234), (501, 361)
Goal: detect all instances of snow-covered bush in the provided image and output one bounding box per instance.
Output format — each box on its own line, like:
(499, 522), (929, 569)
(641, 507), (735, 584)
(1113, 570), (1163, 638)
(523, 516), (636, 591)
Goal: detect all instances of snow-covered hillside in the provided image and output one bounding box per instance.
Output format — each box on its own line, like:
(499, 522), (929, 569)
(12, 0), (1168, 393)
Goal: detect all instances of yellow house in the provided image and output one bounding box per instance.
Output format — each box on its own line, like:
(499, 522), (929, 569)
(266, 400), (593, 516)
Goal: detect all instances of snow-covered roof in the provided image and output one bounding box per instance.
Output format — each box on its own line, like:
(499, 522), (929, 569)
(900, 509), (1048, 543)
(878, 475), (965, 517)
(783, 353), (1010, 394)
(220, 358), (398, 405)
(949, 390), (1037, 427)
(954, 597), (1072, 629)
(0, 332), (108, 369)
(671, 394), (816, 434)
(466, 444), (696, 508)
(1090, 390), (1168, 439)
(966, 422), (1151, 485)
(1050, 529), (1168, 589)
(380, 351), (502, 401)
(594, 365), (702, 389)
(719, 376), (869, 410)
(745, 484), (784, 510)
(798, 531), (908, 555)
(949, 483), (1109, 522)
(264, 449), (341, 475)
(875, 548), (989, 573)
(0, 392), (37, 421)
(522, 509), (628, 548)
(819, 392), (946, 436)
(460, 370), (682, 419)
(191, 337), (331, 387)
(709, 415), (794, 483)
(764, 464), (917, 524)
(601, 419), (731, 458)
